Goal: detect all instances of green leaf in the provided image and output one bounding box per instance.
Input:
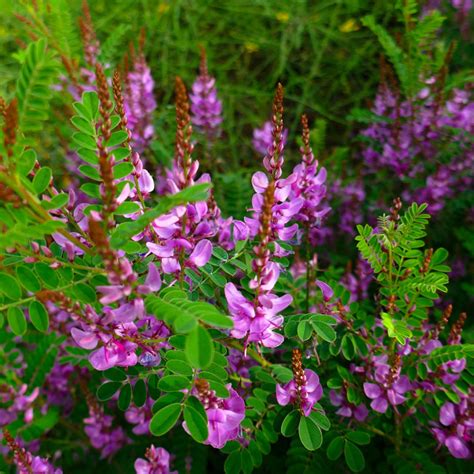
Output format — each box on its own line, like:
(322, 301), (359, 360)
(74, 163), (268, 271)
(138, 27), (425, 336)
(41, 193), (69, 210)
(16, 266), (40, 292)
(298, 416), (322, 451)
(115, 201), (140, 215)
(431, 247), (448, 266)
(344, 441), (365, 472)
(208, 380), (230, 398)
(73, 132), (97, 151)
(312, 321), (336, 343)
(152, 392), (185, 413)
(72, 283), (96, 304)
(16, 39), (58, 134)
(110, 183), (211, 249)
(158, 375), (191, 392)
(97, 381), (122, 401)
(327, 436), (344, 460)
(118, 383), (132, 410)
(35, 263), (59, 288)
(29, 300), (49, 332)
(224, 451), (241, 474)
(185, 325), (214, 369)
(149, 403), (182, 436)
(113, 147), (130, 160)
(346, 431), (371, 445)
(18, 149), (37, 175)
(281, 410), (299, 437)
(133, 379), (147, 407)
(103, 367), (127, 382)
(309, 411), (331, 431)
(106, 130), (128, 148)
(0, 272), (22, 299)
(78, 91), (99, 121)
(113, 162), (134, 179)
(381, 312), (412, 344)
(79, 165), (101, 181)
(32, 167), (52, 194)
(197, 309), (233, 329)
(166, 359), (193, 376)
(241, 449), (253, 474)
(184, 399), (208, 443)
(7, 307), (27, 336)
(71, 116), (95, 135)
(298, 320), (313, 341)
(341, 334), (355, 360)
(77, 148), (99, 165)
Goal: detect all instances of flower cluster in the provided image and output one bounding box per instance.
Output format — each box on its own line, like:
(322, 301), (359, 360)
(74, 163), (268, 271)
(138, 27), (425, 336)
(362, 81), (473, 214)
(289, 114), (330, 243)
(2, 429), (62, 474)
(276, 349), (323, 416)
(190, 47), (223, 141)
(146, 77), (214, 278)
(123, 51), (157, 153)
(185, 379), (245, 449)
(134, 445), (177, 474)
(226, 84), (299, 348)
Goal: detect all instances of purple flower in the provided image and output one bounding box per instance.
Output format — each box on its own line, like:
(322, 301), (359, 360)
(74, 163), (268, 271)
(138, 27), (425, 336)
(29, 456), (63, 474)
(134, 445), (177, 474)
(184, 381), (245, 449)
(341, 256), (373, 302)
(315, 280), (333, 302)
(125, 398), (153, 435)
(290, 115), (330, 239)
(124, 54), (156, 153)
(363, 356), (412, 413)
(276, 362), (323, 416)
(329, 389), (368, 422)
(245, 171), (302, 243)
(71, 326), (138, 371)
(361, 82), (473, 215)
(225, 283), (290, 348)
(432, 399), (473, 459)
(190, 49), (223, 140)
(84, 407), (128, 459)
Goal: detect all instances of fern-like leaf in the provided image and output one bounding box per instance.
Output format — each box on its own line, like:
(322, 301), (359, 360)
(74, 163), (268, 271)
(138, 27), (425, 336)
(16, 39), (59, 134)
(362, 16), (410, 96)
(425, 344), (474, 371)
(48, 0), (81, 59)
(411, 10), (445, 49)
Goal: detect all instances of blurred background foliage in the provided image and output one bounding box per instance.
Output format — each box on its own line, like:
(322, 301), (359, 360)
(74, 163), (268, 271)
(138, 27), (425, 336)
(0, 0), (472, 165)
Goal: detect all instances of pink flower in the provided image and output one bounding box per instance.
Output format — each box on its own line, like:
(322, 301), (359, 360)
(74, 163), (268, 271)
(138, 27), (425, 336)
(134, 445), (177, 474)
(225, 283), (290, 348)
(184, 383), (245, 449)
(276, 369), (323, 416)
(188, 239), (212, 267)
(363, 360), (412, 414)
(329, 389), (368, 422)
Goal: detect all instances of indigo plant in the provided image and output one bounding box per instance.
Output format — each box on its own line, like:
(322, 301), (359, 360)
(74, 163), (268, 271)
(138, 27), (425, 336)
(0, 1), (472, 473)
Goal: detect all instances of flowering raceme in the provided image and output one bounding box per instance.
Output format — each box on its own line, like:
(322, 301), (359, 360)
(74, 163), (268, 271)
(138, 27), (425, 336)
(361, 80), (473, 215)
(146, 77), (215, 278)
(226, 83), (300, 348)
(184, 379), (245, 449)
(190, 47), (223, 140)
(134, 445), (177, 474)
(276, 349), (323, 416)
